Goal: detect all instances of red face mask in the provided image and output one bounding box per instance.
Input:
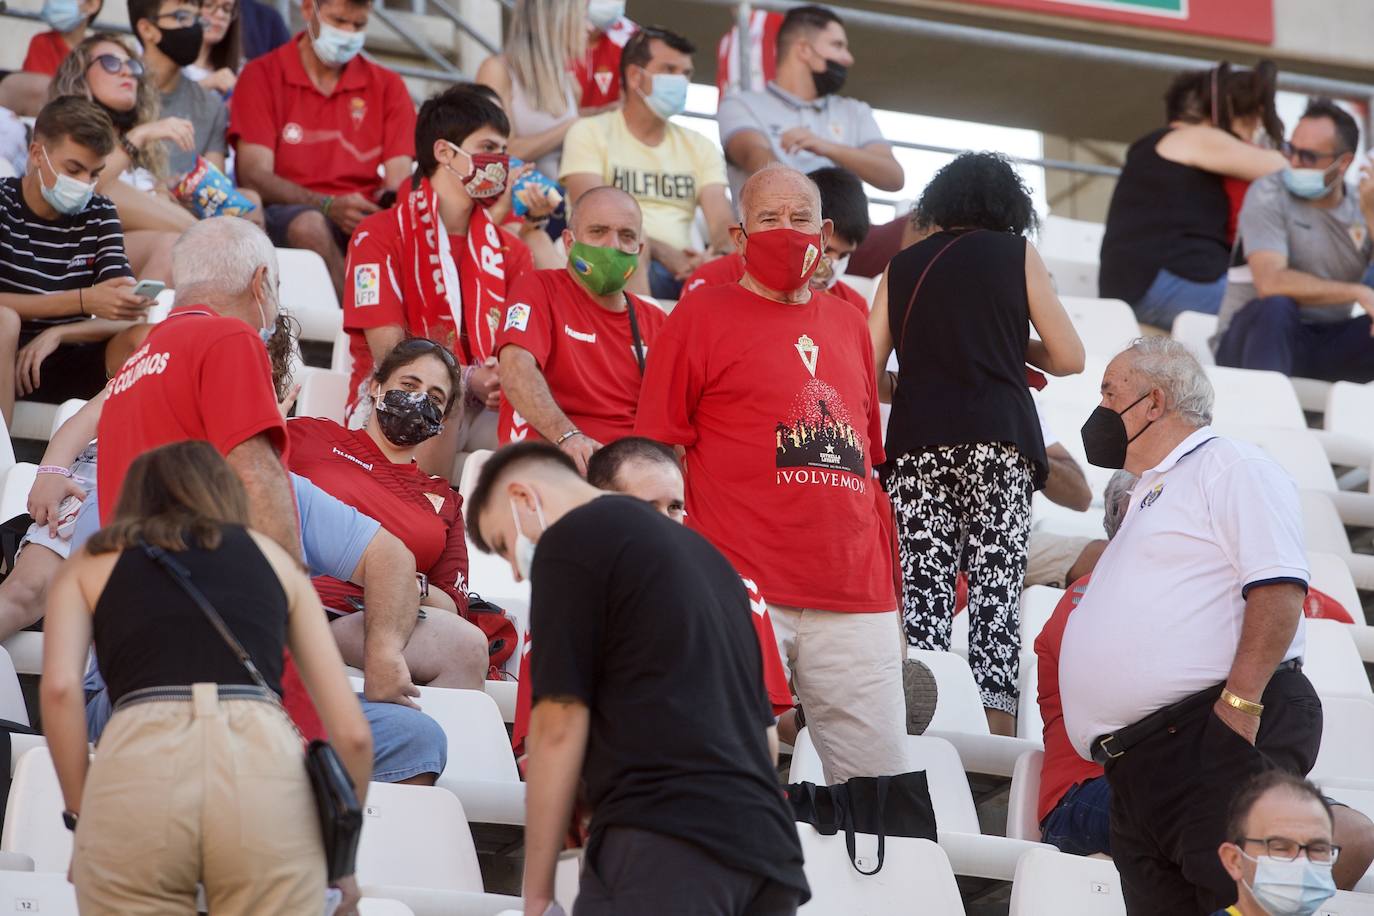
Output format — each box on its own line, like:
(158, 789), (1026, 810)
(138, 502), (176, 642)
(446, 144), (509, 208)
(740, 226), (824, 293)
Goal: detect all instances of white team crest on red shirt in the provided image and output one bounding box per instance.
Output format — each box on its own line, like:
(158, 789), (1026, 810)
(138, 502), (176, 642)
(423, 492), (445, 513)
(794, 334), (818, 377)
(594, 70), (614, 95)
(282, 122), (303, 144)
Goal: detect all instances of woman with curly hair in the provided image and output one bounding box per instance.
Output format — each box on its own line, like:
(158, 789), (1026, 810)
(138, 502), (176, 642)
(870, 151), (1085, 735)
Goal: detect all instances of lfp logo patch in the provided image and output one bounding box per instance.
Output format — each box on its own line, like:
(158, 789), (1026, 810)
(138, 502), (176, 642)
(353, 264), (380, 307)
(505, 303), (531, 332)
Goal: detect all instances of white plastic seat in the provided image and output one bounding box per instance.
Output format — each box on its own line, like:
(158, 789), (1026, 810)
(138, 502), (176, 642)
(1009, 846), (1127, 915)
(909, 649), (1042, 777)
(458, 451), (493, 504)
(465, 538), (529, 604)
(356, 782), (521, 916)
(1303, 618), (1372, 699)
(1038, 215), (1105, 264)
(483, 679), (517, 724)
(0, 871), (78, 914)
(1310, 696), (1374, 783)
(1057, 297), (1140, 359)
(1042, 257), (1099, 298)
(1007, 749), (1044, 842)
(0, 465), (36, 527)
(797, 825), (965, 915)
(9, 403), (56, 445)
(0, 648), (27, 727)
(359, 900), (418, 915)
(1171, 310), (1218, 366)
(332, 327), (355, 376)
(1204, 366), (1306, 430)
(1323, 381), (1374, 468)
(47, 400), (87, 439)
(1318, 891), (1374, 914)
(1216, 424), (1337, 491)
(294, 368), (350, 424)
(841, 273), (877, 306)
(277, 248), (343, 343)
(1017, 650), (1043, 742)
(1, 747), (70, 872)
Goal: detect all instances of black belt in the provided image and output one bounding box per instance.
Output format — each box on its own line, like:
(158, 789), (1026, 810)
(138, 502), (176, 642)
(1089, 659), (1302, 765)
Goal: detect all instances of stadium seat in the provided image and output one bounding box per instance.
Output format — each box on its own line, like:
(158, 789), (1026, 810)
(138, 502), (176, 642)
(1217, 425), (1337, 491)
(1017, 650), (1043, 742)
(1323, 382), (1374, 468)
(791, 729), (1052, 880)
(294, 368), (350, 424)
(458, 450), (493, 504)
(277, 248), (343, 344)
(0, 648), (27, 727)
(1008, 846), (1127, 915)
(9, 403), (57, 445)
(1006, 749), (1044, 842)
(1318, 891), (1374, 915)
(332, 328), (355, 377)
(1038, 215), (1105, 265)
(47, 400), (87, 439)
(465, 538), (529, 605)
(1, 747), (70, 873)
(910, 649), (1042, 777)
(1042, 257), (1099, 299)
(1204, 367), (1306, 430)
(0, 414), (19, 476)
(1057, 297), (1140, 359)
(842, 273), (877, 306)
(359, 900), (418, 915)
(1309, 696), (1374, 783)
(356, 782), (522, 916)
(797, 825), (965, 915)
(1303, 618), (1372, 699)
(0, 465), (36, 526)
(0, 871), (78, 914)
(1170, 310), (1218, 366)
(483, 679), (517, 723)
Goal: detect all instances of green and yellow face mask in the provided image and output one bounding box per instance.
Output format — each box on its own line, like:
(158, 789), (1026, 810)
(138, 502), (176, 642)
(568, 241), (639, 296)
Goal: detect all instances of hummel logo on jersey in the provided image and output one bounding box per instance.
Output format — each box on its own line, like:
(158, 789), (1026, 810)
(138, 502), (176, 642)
(564, 326), (597, 343)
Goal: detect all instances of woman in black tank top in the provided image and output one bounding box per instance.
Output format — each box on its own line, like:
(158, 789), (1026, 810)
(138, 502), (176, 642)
(870, 153), (1085, 735)
(42, 441), (373, 915)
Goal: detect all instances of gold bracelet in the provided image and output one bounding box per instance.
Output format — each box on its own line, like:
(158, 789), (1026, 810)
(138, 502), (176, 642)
(1220, 688), (1264, 717)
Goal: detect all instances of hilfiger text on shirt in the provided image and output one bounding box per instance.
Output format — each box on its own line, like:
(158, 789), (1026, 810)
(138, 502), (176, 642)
(107, 344), (170, 396)
(611, 167), (697, 202)
(775, 468), (866, 492)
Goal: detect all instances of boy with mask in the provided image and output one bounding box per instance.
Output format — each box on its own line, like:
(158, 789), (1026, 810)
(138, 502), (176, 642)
(342, 83), (533, 478)
(561, 27), (735, 301)
(0, 95), (155, 419)
(230, 0), (415, 297)
(495, 186), (666, 475)
(717, 5), (903, 208)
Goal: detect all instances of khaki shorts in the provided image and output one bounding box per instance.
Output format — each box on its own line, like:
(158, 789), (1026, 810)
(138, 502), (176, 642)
(1025, 531), (1093, 589)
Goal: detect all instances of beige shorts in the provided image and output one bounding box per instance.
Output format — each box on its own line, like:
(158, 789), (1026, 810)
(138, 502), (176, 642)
(1025, 531), (1093, 589)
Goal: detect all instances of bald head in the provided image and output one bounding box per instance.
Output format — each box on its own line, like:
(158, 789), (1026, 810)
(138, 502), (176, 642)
(567, 185), (644, 254)
(737, 164), (826, 236)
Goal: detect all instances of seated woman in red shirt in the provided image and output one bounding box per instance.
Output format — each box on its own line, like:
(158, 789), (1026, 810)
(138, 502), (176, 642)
(288, 337), (491, 688)
(22, 0), (102, 75)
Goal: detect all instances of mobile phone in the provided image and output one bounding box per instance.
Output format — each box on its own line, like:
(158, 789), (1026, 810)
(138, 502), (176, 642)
(131, 279), (166, 300)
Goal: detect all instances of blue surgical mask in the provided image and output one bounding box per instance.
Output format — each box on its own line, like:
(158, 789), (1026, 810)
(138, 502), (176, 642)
(1243, 852), (1337, 916)
(509, 496), (546, 582)
(310, 14), (365, 67)
(39, 147), (95, 215)
(640, 72), (688, 121)
(41, 0), (86, 32)
(1282, 164), (1340, 200)
(586, 0), (624, 30)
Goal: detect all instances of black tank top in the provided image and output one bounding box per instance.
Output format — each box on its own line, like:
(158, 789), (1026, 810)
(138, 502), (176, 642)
(94, 525), (288, 704)
(885, 228), (1046, 486)
(1098, 127), (1231, 303)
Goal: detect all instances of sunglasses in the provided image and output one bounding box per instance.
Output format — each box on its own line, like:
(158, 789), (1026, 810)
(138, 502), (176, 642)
(1280, 141), (1345, 168)
(400, 338), (458, 369)
(90, 54), (145, 78)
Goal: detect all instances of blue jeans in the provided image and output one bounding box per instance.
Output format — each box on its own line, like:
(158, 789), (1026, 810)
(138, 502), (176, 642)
(649, 259), (684, 300)
(1132, 268), (1227, 329)
(1040, 775), (1112, 856)
(1215, 296), (1374, 382)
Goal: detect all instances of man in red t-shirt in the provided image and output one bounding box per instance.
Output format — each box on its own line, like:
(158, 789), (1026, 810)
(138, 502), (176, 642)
(342, 84), (532, 476)
(575, 3), (637, 110)
(636, 165), (905, 784)
(684, 165), (871, 314)
(496, 186), (665, 474)
(230, 0), (416, 296)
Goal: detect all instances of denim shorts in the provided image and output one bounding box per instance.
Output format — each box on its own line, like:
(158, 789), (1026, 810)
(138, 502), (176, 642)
(1040, 775), (1112, 856)
(1132, 268), (1227, 330)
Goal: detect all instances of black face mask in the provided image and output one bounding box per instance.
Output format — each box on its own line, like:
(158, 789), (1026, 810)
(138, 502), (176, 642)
(1080, 393), (1153, 469)
(811, 58), (848, 97)
(375, 389), (444, 447)
(157, 22), (205, 68)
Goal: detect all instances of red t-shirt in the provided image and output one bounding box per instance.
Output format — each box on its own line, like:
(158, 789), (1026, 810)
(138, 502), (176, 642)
(22, 30), (70, 76)
(342, 205), (533, 400)
(635, 284), (895, 612)
(495, 268), (666, 445)
(572, 17), (637, 109)
(228, 34), (416, 198)
(682, 252), (869, 314)
(97, 306), (288, 524)
(1033, 575), (1105, 822)
(285, 418), (470, 612)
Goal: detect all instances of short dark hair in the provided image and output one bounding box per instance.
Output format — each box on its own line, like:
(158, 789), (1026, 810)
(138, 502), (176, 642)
(1302, 97), (1360, 155)
(468, 442), (578, 554)
(127, 0), (166, 31)
(414, 83), (511, 178)
(586, 437), (679, 490)
(33, 96), (116, 157)
(1225, 769), (1332, 843)
(371, 338), (463, 419)
(916, 152), (1037, 237)
(808, 166), (869, 247)
(777, 4), (843, 59)
(619, 26), (695, 91)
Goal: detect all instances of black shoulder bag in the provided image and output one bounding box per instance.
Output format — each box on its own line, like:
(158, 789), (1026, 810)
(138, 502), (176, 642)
(141, 542), (364, 882)
(786, 772), (938, 875)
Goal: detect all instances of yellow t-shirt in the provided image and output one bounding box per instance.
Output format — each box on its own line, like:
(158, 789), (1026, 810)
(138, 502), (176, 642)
(560, 110), (727, 251)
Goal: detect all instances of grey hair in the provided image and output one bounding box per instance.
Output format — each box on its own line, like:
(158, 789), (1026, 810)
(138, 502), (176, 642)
(171, 217), (279, 304)
(1124, 336), (1214, 427)
(1102, 470), (1138, 539)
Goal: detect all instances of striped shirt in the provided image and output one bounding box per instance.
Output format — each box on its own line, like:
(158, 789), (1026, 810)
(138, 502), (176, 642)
(0, 177), (132, 334)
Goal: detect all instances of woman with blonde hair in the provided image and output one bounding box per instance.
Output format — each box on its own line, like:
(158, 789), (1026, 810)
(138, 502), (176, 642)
(42, 440), (373, 915)
(51, 33), (193, 281)
(475, 0), (586, 181)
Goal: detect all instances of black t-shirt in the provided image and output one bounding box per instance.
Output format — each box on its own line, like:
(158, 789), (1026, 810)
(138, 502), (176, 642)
(529, 495), (808, 898)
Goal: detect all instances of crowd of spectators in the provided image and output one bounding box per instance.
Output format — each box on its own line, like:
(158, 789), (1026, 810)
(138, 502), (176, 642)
(0, 0), (1372, 913)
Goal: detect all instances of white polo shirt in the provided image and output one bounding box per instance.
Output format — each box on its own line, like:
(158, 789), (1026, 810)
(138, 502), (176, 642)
(1058, 426), (1309, 760)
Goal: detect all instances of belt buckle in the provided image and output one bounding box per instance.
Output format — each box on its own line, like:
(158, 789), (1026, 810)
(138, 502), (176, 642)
(1097, 734), (1125, 760)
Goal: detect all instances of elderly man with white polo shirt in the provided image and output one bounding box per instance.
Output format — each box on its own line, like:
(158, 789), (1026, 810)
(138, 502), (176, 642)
(1058, 336), (1322, 916)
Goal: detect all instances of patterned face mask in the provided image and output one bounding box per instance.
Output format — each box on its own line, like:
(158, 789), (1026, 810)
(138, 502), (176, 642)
(374, 389), (444, 447)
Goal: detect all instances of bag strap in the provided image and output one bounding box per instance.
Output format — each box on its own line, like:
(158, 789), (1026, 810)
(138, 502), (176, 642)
(895, 230), (980, 357)
(626, 297), (646, 376)
(844, 775), (888, 876)
(140, 542), (272, 694)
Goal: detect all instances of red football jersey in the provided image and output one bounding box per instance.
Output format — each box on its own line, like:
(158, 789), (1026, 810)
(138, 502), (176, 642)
(22, 30), (70, 76)
(286, 418), (470, 612)
(715, 10), (782, 102)
(572, 17), (637, 109)
(682, 251), (869, 315)
(97, 306), (287, 524)
(495, 268), (665, 445)
(635, 283), (895, 612)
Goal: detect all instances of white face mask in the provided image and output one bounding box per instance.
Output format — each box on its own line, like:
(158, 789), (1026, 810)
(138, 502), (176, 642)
(1241, 851), (1337, 916)
(509, 495), (547, 581)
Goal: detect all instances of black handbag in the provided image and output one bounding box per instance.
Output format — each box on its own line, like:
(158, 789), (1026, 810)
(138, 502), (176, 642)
(786, 772), (938, 875)
(142, 542), (364, 882)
